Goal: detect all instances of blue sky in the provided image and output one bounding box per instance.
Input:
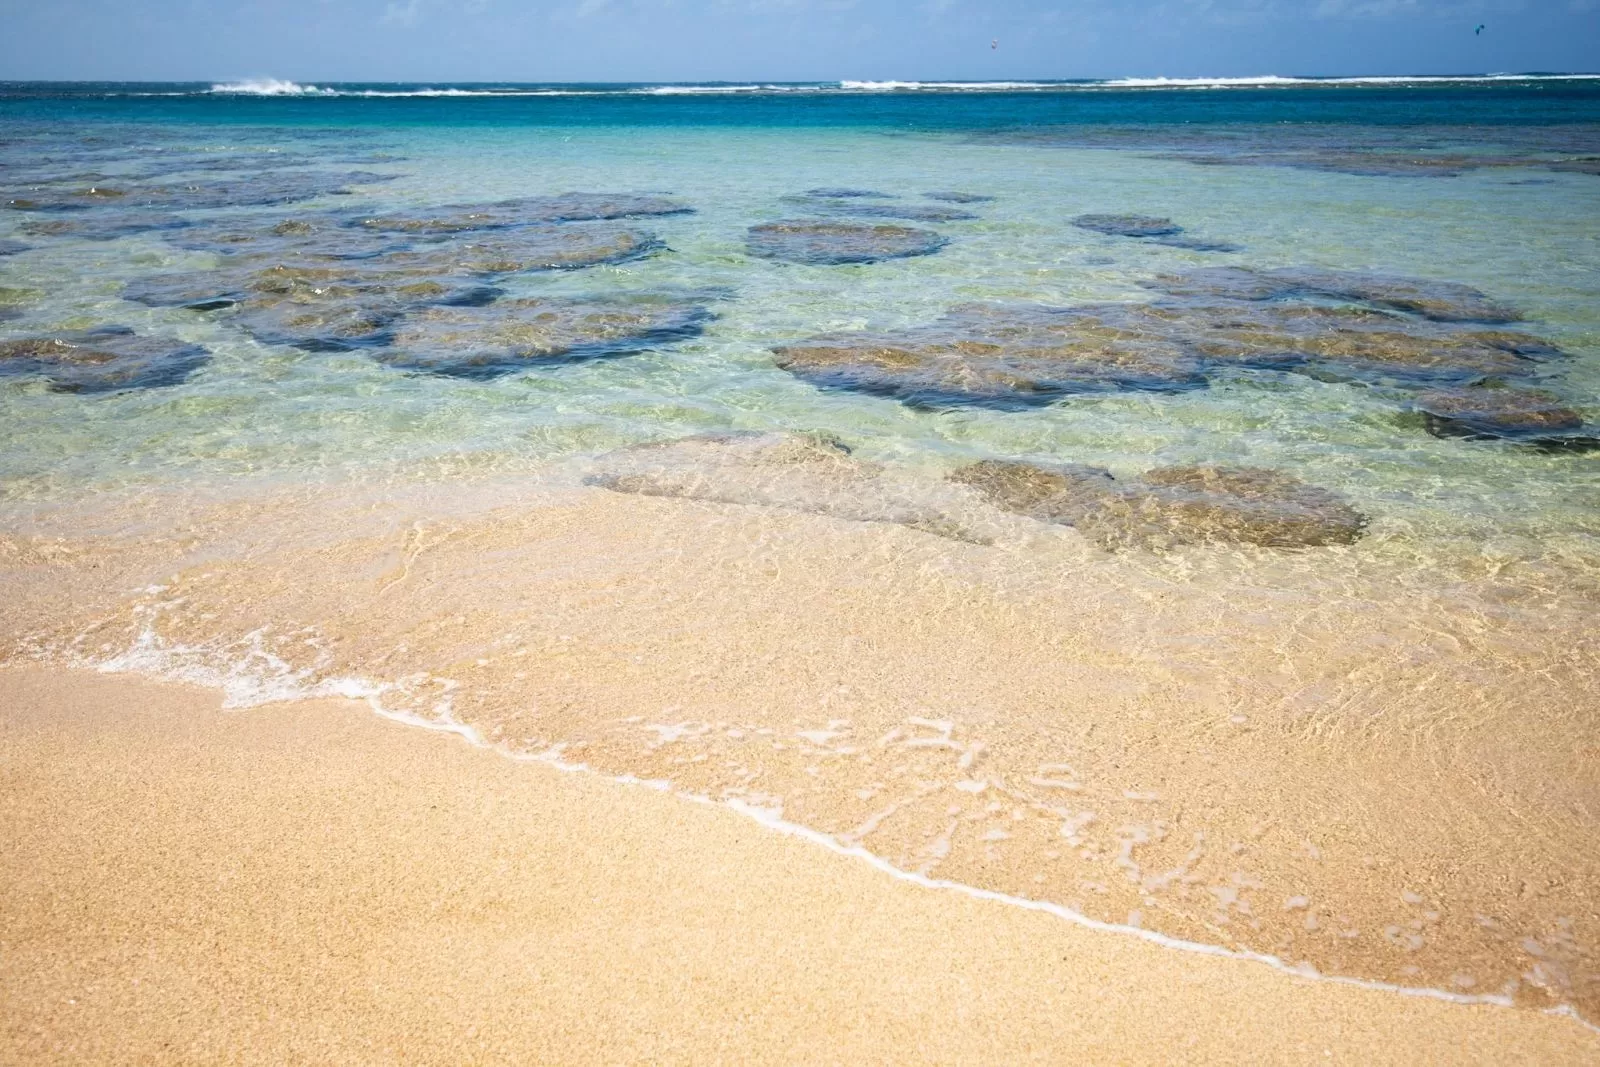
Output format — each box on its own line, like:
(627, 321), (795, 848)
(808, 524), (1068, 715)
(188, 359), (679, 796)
(0, 0), (1594, 81)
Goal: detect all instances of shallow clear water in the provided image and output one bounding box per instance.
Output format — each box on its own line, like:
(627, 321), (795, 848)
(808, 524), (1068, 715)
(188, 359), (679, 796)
(3, 80), (1598, 572)
(4, 78), (1600, 1019)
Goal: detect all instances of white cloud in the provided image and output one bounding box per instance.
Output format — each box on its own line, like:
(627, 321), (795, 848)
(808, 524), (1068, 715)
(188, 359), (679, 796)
(1315, 0), (1421, 17)
(380, 0), (424, 27)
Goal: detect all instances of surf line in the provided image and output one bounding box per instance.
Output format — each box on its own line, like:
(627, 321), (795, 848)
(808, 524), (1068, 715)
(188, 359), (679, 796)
(76, 635), (1589, 1030)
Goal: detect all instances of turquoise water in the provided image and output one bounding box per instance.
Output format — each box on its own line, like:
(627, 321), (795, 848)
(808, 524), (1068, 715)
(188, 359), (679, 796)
(2, 78), (1598, 568)
(6, 80), (1600, 1016)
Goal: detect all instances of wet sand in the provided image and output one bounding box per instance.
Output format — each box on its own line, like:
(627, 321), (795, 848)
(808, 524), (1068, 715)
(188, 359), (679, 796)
(3, 476), (1599, 1015)
(2, 665), (1597, 1064)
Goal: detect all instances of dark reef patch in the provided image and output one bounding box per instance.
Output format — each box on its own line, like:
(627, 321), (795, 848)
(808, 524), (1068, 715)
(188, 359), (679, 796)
(953, 459), (1366, 550)
(5, 171), (396, 213)
(803, 188), (896, 199)
(1413, 387), (1597, 450)
(377, 294), (714, 378)
(355, 193), (693, 234)
(972, 124), (1600, 180)
(746, 220), (949, 265)
(583, 431), (1004, 543)
(784, 198), (979, 223)
(1144, 267), (1523, 323)
(1072, 214), (1240, 253)
(404, 225), (663, 273)
(165, 215), (406, 259)
(1073, 214), (1184, 238)
(772, 303), (1206, 409)
(20, 211), (190, 241)
(0, 328), (210, 393)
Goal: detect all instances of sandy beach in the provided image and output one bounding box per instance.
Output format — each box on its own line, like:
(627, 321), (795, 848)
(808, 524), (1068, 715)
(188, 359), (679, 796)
(2, 664), (1596, 1064)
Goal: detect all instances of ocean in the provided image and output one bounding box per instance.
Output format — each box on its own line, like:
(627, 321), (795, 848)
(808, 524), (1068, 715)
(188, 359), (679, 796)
(2, 76), (1598, 1021)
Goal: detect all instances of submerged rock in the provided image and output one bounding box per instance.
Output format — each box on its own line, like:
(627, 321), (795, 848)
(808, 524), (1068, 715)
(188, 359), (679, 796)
(230, 298), (403, 352)
(127, 259), (501, 324)
(746, 220), (949, 265)
(0, 328), (210, 392)
(1072, 215), (1239, 252)
(924, 191), (996, 204)
(356, 193), (693, 233)
(122, 271), (255, 311)
(585, 431), (1006, 543)
(227, 270), (501, 352)
(790, 199), (980, 223)
(946, 459), (1118, 524)
(378, 294), (712, 378)
(149, 171), (398, 210)
(0, 287), (38, 322)
(1414, 387), (1597, 449)
(0, 239), (30, 256)
(165, 215), (404, 259)
(9, 171), (396, 212)
(1151, 235), (1244, 253)
(1145, 267), (1523, 323)
(773, 303), (1205, 409)
(3, 184), (131, 211)
(1073, 214), (1184, 238)
(19, 211), (190, 240)
(953, 459), (1366, 549)
(1164, 304), (1555, 384)
(405, 225), (663, 273)
(804, 188), (896, 199)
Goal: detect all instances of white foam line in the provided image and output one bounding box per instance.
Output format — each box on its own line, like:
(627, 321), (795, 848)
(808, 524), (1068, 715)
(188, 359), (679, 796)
(79, 653), (1597, 1031)
(98, 73), (1600, 99)
(502, 741), (1528, 1014)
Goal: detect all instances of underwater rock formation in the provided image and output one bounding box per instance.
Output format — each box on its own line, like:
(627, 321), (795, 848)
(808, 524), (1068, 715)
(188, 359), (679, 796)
(1162, 304), (1556, 383)
(1072, 215), (1240, 253)
(1072, 214), (1184, 238)
(404, 225), (663, 273)
(355, 193), (693, 233)
(773, 303), (1204, 408)
(789, 199), (980, 223)
(924, 191), (996, 203)
(0, 328), (210, 392)
(377, 294), (713, 378)
(165, 215), (405, 259)
(953, 459), (1366, 550)
(227, 269), (501, 352)
(1413, 388), (1598, 450)
(584, 431), (1008, 543)
(0, 288), (38, 322)
(122, 271), (256, 312)
(803, 188), (896, 199)
(746, 220), (949, 265)
(19, 211), (190, 240)
(972, 124), (1600, 180)
(773, 293), (1563, 408)
(6, 171), (396, 212)
(0, 239), (31, 256)
(1144, 267), (1523, 323)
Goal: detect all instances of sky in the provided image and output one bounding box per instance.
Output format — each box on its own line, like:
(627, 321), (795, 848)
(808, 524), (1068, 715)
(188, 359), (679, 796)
(0, 0), (1594, 82)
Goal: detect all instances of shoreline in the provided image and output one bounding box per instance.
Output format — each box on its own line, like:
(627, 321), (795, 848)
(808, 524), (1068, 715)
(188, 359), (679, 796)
(3, 664), (1598, 1063)
(4, 476), (1598, 1021)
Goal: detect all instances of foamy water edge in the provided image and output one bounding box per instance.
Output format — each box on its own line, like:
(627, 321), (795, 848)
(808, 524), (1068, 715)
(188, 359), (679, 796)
(38, 616), (1596, 1035)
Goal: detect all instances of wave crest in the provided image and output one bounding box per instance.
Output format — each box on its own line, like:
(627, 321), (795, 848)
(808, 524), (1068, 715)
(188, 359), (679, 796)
(210, 79), (331, 96)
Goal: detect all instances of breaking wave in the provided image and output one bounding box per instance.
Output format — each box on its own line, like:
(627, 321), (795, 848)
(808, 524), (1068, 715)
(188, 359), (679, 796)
(159, 74), (1600, 100)
(209, 79), (335, 96)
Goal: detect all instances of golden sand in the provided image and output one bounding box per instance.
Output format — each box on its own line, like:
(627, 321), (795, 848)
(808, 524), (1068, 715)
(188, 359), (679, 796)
(2, 665), (1597, 1064)
(2, 470), (1598, 1020)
